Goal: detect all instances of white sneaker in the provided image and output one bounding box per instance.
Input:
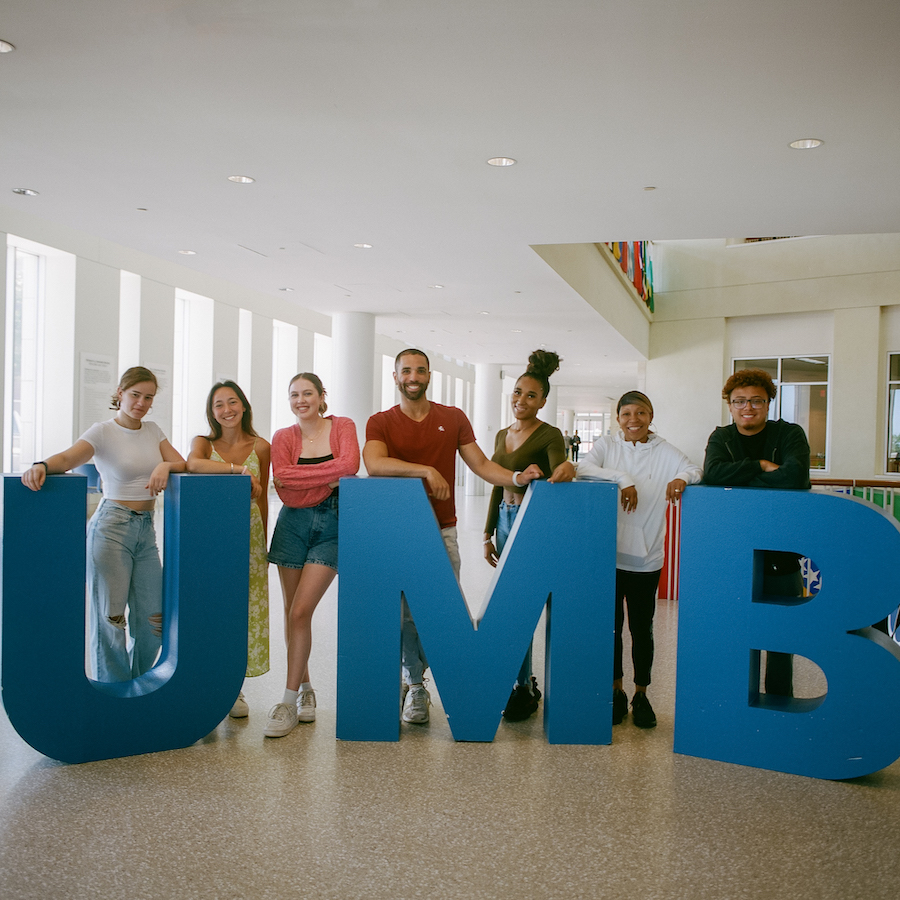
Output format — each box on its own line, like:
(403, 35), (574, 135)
(229, 691), (249, 718)
(264, 703), (298, 738)
(297, 689), (316, 723)
(402, 684), (431, 724)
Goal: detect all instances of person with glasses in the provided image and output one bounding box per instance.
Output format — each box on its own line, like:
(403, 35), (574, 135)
(702, 367), (811, 697)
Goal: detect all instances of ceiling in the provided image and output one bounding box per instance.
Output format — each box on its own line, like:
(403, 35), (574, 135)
(2, 1), (899, 412)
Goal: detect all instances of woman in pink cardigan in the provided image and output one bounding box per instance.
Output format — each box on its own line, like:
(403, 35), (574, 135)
(264, 372), (360, 738)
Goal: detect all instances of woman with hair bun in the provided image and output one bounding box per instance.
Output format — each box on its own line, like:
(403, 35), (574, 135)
(483, 349), (574, 721)
(577, 391), (701, 729)
(263, 373), (360, 738)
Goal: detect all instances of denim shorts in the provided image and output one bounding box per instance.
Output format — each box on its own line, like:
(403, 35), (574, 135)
(268, 494), (339, 571)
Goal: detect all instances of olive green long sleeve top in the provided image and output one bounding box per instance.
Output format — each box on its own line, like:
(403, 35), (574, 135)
(484, 421), (567, 537)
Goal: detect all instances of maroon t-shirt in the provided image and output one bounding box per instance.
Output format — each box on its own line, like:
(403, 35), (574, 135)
(366, 403), (476, 528)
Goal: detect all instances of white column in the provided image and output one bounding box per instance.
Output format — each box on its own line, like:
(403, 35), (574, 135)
(466, 362), (503, 496)
(331, 312), (375, 453)
(562, 408), (575, 434)
(541, 385), (559, 429)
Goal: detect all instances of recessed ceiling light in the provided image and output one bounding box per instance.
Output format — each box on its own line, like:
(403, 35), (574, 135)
(643, 186), (657, 191)
(279, 287), (294, 292)
(480, 310), (490, 315)
(487, 157), (516, 167)
(354, 243), (373, 249)
(429, 284), (444, 289)
(789, 138), (824, 149)
(0, 40), (15, 53)
(227, 175), (255, 183)
(12, 188), (38, 196)
(512, 329), (522, 333)
(178, 249), (197, 255)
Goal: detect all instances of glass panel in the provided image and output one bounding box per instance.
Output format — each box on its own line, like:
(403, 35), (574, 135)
(888, 386), (900, 472)
(890, 353), (900, 383)
(734, 358), (777, 380)
(9, 249), (41, 473)
(781, 384), (828, 469)
(781, 356), (829, 383)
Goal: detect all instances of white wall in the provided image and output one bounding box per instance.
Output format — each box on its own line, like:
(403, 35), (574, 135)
(648, 236), (900, 479)
(646, 317), (725, 467)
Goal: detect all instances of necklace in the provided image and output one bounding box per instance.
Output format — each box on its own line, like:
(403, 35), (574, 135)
(301, 418), (325, 443)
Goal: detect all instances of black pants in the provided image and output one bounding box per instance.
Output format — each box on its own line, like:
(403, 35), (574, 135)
(614, 568), (661, 687)
(760, 569), (803, 696)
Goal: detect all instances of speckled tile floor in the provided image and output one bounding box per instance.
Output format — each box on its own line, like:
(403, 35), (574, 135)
(2, 491), (899, 899)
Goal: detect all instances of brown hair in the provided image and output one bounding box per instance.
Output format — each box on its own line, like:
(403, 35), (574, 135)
(110, 366), (158, 409)
(722, 368), (777, 401)
(290, 372), (328, 414)
(204, 381), (258, 441)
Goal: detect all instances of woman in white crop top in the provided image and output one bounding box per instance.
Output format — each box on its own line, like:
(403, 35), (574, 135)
(21, 366), (185, 682)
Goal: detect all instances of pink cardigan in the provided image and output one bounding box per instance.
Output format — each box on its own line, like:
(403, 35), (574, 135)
(271, 416), (360, 508)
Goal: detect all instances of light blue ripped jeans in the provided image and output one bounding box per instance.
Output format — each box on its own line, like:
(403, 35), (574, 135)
(87, 500), (163, 682)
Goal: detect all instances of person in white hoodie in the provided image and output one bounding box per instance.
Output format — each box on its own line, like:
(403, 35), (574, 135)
(577, 391), (701, 728)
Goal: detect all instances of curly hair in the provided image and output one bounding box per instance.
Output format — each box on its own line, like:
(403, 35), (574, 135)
(722, 368), (777, 401)
(519, 349), (561, 398)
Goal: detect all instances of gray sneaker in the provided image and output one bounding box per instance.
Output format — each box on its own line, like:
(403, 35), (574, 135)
(401, 684), (431, 724)
(229, 691), (249, 718)
(264, 702), (298, 738)
(297, 689), (317, 723)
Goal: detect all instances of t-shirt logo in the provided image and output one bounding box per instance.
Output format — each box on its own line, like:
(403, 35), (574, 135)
(438, 425), (445, 432)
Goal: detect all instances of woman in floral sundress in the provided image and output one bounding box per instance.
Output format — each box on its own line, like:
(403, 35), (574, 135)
(188, 380), (271, 716)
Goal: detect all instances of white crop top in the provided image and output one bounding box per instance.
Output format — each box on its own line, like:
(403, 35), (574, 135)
(79, 419), (168, 501)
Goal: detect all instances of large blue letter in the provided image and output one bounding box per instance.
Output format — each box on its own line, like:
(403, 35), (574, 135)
(675, 486), (900, 779)
(336, 478), (617, 743)
(1, 474), (249, 763)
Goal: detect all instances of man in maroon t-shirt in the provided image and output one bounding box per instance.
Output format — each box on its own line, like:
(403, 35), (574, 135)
(364, 349), (543, 724)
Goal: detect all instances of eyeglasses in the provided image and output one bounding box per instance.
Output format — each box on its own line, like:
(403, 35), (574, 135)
(730, 398), (769, 409)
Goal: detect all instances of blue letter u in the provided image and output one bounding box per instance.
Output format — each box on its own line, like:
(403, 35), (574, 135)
(1, 474), (249, 763)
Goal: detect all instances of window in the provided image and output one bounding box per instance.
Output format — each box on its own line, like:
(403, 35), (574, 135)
(574, 413), (611, 457)
(271, 319), (299, 436)
(4, 235), (76, 472)
(118, 271), (141, 375)
(4, 246), (42, 472)
(886, 355), (900, 472)
(733, 356), (829, 469)
(172, 290), (214, 453)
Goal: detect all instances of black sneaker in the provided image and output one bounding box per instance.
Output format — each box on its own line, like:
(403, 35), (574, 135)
(503, 679), (540, 721)
(631, 691), (657, 728)
(612, 688), (628, 725)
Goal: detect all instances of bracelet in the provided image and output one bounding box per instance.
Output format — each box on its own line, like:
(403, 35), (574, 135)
(231, 463), (234, 474)
(483, 538), (493, 545)
(34, 461), (49, 474)
(512, 470), (523, 487)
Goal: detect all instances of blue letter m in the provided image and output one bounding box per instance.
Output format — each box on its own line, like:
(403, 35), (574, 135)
(336, 478), (617, 743)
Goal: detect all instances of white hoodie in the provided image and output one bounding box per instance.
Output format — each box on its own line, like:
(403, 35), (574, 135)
(576, 432), (702, 572)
